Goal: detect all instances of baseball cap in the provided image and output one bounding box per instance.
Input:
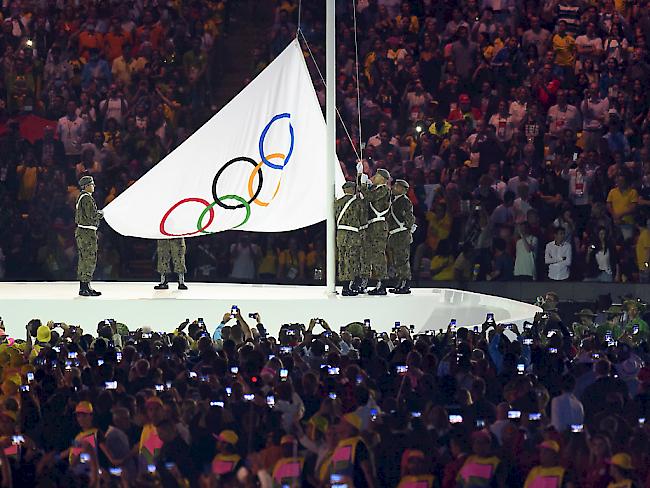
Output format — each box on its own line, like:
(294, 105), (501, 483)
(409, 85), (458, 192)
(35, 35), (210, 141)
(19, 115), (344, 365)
(36, 325), (51, 343)
(217, 430), (239, 445)
(75, 401), (93, 414)
(608, 453), (633, 470)
(539, 440), (560, 453)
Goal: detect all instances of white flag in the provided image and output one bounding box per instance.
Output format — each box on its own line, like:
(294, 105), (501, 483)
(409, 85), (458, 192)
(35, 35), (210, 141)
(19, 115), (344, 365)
(103, 39), (344, 239)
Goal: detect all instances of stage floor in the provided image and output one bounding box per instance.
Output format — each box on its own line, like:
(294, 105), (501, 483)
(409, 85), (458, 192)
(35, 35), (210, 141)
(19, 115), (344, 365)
(0, 282), (540, 339)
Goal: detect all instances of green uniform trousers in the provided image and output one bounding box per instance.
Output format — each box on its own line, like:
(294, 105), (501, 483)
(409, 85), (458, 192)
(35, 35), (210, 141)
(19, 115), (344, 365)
(363, 222), (388, 280)
(388, 231), (412, 280)
(75, 227), (98, 282)
(336, 231), (361, 281)
(157, 239), (187, 275)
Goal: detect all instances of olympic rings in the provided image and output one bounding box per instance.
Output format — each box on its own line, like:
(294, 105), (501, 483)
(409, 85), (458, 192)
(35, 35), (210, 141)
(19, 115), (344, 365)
(197, 195), (251, 234)
(159, 113), (293, 236)
(259, 113), (294, 170)
(247, 153), (284, 207)
(212, 156), (262, 210)
(160, 197), (215, 237)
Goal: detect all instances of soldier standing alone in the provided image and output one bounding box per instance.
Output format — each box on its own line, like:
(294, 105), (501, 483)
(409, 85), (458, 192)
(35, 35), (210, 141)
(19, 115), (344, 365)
(75, 176), (103, 297)
(387, 179), (416, 294)
(335, 181), (364, 296)
(360, 167), (391, 295)
(154, 239), (188, 290)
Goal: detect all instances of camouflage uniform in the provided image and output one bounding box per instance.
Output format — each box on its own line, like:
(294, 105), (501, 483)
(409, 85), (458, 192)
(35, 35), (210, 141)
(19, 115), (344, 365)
(156, 238), (187, 274)
(387, 193), (416, 280)
(75, 190), (102, 282)
(335, 193), (363, 281)
(360, 183), (390, 280)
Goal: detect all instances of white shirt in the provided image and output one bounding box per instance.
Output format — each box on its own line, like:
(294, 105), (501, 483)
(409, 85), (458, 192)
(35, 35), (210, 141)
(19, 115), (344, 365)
(551, 392), (584, 432)
(57, 115), (87, 156)
(545, 240), (572, 280)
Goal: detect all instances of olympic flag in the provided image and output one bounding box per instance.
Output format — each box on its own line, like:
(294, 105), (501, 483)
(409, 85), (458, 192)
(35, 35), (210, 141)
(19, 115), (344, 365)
(103, 39), (345, 239)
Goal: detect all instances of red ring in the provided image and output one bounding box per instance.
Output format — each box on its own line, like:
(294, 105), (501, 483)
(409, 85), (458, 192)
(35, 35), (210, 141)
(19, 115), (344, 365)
(160, 198), (215, 237)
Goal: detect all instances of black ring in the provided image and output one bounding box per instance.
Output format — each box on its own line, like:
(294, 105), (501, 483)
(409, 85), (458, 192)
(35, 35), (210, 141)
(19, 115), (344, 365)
(212, 156), (263, 210)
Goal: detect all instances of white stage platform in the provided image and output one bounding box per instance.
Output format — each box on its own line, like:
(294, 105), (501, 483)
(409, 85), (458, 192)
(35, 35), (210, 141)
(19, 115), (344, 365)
(0, 282), (541, 339)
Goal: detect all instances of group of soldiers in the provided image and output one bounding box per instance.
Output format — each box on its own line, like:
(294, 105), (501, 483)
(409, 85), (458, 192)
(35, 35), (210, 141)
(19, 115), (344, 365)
(75, 168), (415, 298)
(335, 166), (416, 296)
(75, 176), (187, 297)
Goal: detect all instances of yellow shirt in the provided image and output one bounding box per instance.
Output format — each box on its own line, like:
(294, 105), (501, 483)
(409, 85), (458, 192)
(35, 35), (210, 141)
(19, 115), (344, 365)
(431, 255), (455, 280)
(607, 187), (638, 224)
(636, 228), (650, 270)
(553, 34), (576, 66)
(16, 165), (40, 201)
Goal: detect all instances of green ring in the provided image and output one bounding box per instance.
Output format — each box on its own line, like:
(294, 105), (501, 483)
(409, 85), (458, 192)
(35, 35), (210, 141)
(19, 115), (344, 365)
(197, 195), (251, 234)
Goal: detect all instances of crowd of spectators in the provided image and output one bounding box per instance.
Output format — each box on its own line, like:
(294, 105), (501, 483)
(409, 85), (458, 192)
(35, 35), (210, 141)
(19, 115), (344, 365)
(0, 291), (647, 487)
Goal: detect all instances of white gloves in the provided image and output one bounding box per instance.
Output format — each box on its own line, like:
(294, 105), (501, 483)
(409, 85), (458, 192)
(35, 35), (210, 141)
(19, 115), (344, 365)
(356, 161), (364, 174)
(360, 173), (369, 185)
(410, 224), (417, 234)
(98, 209), (105, 218)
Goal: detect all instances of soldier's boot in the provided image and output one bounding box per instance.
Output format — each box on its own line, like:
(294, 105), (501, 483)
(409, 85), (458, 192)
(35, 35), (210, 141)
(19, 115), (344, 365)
(87, 283), (102, 296)
(154, 274), (169, 290)
(342, 281), (358, 297)
(355, 277), (368, 294)
(389, 280), (405, 294)
(394, 280), (411, 295)
(79, 282), (92, 297)
(178, 273), (188, 290)
(368, 280), (387, 296)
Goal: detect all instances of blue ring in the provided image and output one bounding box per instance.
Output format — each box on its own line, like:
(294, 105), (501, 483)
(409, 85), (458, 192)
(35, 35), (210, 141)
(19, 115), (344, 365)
(259, 113), (294, 170)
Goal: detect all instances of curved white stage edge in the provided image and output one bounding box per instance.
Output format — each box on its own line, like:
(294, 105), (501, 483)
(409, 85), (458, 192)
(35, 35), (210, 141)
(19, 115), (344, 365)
(0, 282), (541, 339)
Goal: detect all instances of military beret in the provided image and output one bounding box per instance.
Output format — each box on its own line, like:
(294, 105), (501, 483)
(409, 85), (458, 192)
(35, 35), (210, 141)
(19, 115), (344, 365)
(376, 168), (391, 180)
(395, 179), (409, 189)
(342, 181), (356, 190)
(79, 176), (94, 188)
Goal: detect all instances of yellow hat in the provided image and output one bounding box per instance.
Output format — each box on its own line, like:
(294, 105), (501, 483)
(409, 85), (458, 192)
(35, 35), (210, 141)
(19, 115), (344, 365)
(343, 413), (362, 430)
(75, 401), (93, 414)
(539, 440), (560, 453)
(609, 453), (633, 471)
(36, 325), (51, 343)
(218, 430), (239, 445)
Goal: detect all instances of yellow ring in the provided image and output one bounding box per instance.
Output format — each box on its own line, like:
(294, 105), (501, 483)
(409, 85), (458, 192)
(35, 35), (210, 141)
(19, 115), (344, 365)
(247, 152), (284, 207)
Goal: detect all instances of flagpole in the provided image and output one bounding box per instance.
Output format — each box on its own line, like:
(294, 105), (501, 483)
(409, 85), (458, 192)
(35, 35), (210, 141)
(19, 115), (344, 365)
(325, 0), (336, 295)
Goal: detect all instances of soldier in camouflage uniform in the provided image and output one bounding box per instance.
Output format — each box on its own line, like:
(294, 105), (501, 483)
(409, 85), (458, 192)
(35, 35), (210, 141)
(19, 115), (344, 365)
(154, 238), (188, 290)
(360, 168), (391, 295)
(75, 176), (103, 297)
(335, 181), (364, 296)
(387, 179), (416, 294)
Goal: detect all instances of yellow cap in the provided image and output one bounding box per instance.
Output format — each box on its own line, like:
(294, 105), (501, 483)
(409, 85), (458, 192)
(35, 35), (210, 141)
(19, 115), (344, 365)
(343, 413), (362, 430)
(539, 440), (560, 453)
(609, 453), (633, 471)
(75, 401), (93, 414)
(218, 430), (239, 445)
(36, 325), (51, 343)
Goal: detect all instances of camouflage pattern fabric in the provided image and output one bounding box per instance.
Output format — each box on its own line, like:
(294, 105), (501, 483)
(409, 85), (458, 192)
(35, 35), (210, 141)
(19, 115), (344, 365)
(387, 194), (416, 280)
(157, 238), (187, 274)
(75, 227), (97, 282)
(335, 194), (364, 281)
(361, 184), (390, 280)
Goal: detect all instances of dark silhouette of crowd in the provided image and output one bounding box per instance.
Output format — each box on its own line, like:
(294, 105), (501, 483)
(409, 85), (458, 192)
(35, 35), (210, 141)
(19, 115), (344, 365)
(0, 290), (648, 487)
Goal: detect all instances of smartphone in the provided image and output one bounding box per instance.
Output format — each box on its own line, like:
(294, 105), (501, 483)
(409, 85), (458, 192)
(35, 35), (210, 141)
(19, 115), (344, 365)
(449, 319), (457, 333)
(65, 360), (72, 371)
(266, 395), (275, 407)
(508, 410), (521, 419)
(80, 453), (91, 463)
(105, 381), (117, 390)
(230, 306), (238, 319)
(19, 385), (29, 392)
(225, 386), (232, 396)
(109, 467), (122, 476)
(473, 325), (479, 333)
(244, 393), (254, 402)
(639, 418), (646, 426)
(328, 392), (337, 400)
(210, 401), (224, 408)
(164, 462), (176, 470)
(394, 321), (401, 330)
(571, 424), (583, 433)
(68, 352), (78, 359)
(517, 363), (525, 375)
(189, 371), (197, 378)
(633, 325), (640, 334)
(396, 365), (408, 375)
(486, 313), (495, 324)
(26, 372), (34, 383)
(529, 413), (542, 421)
(11, 435), (24, 445)
(549, 348), (558, 354)
(53, 346), (60, 353)
(476, 419), (485, 428)
(364, 319), (370, 328)
(142, 332), (152, 339)
(230, 366), (239, 375)
(523, 338), (533, 345)
(197, 318), (205, 326)
(199, 375), (208, 382)
(592, 353), (600, 359)
(147, 464), (156, 473)
(411, 411), (422, 418)
(449, 414), (463, 424)
(370, 408), (378, 421)
(280, 368), (289, 380)
(155, 384), (164, 392)
(280, 346), (292, 354)
(328, 367), (340, 376)
(97, 359), (104, 366)
(547, 330), (555, 338)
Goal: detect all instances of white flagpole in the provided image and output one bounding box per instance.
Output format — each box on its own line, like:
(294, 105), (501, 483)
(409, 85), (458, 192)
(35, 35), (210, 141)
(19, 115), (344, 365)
(325, 0), (336, 294)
